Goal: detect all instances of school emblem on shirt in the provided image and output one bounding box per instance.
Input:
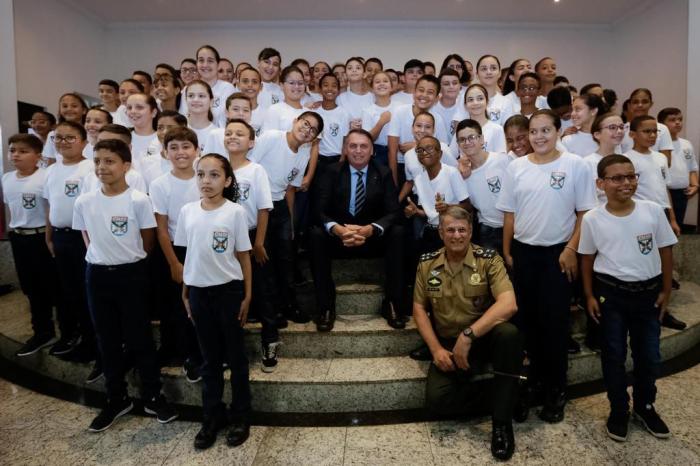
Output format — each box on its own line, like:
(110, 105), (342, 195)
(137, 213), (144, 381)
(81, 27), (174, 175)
(238, 182), (251, 201)
(287, 168), (300, 183)
(684, 149), (692, 160)
(329, 123), (339, 137)
(550, 171), (566, 190)
(487, 176), (501, 193)
(64, 180), (80, 197)
(22, 193), (37, 209)
(637, 233), (653, 255)
(271, 95), (280, 105)
(212, 231), (229, 253)
(489, 110), (501, 122)
(450, 120), (458, 136)
(212, 97), (221, 109)
(110, 216), (128, 236)
(146, 146), (158, 157)
(660, 167), (667, 180)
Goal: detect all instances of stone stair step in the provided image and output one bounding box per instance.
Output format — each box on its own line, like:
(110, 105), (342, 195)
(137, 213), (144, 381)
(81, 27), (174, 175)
(295, 283), (384, 316)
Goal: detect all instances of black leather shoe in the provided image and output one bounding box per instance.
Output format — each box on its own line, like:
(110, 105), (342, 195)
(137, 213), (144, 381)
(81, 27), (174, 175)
(383, 301), (405, 329)
(285, 305), (311, 324)
(194, 417), (224, 450)
(513, 390), (530, 423)
(316, 309), (335, 332)
(226, 422), (250, 447)
(539, 388), (567, 423)
(661, 313), (687, 330)
(491, 420), (515, 461)
(409, 344), (431, 361)
(274, 313), (288, 329)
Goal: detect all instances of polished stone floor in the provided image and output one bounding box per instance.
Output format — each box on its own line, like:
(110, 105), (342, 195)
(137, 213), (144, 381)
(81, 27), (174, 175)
(1, 364), (699, 465)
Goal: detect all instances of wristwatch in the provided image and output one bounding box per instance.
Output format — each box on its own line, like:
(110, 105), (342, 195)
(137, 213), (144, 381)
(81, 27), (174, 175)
(462, 327), (476, 341)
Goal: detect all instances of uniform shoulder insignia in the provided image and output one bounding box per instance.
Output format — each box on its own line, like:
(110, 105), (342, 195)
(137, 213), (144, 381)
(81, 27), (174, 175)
(419, 250), (441, 262)
(473, 247), (497, 259)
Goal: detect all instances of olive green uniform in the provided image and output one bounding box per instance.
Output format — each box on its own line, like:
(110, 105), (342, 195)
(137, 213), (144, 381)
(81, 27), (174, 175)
(414, 244), (523, 422)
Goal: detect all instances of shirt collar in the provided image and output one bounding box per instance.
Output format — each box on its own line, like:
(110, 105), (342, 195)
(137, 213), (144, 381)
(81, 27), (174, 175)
(433, 245), (477, 271)
(350, 165), (368, 176)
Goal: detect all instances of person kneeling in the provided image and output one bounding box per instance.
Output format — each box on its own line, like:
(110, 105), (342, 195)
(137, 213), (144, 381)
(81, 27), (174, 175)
(414, 206), (522, 461)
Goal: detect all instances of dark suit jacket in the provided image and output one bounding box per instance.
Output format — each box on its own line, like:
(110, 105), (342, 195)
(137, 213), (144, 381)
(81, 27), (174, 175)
(315, 160), (401, 231)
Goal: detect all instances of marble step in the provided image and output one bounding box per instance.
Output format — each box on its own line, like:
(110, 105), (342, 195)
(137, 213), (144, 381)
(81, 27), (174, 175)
(295, 282), (384, 316)
(299, 257), (385, 285)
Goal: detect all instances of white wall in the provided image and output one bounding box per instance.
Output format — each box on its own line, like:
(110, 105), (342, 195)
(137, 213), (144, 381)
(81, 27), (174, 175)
(610, 0), (688, 119)
(103, 20), (613, 91)
(13, 0), (106, 110)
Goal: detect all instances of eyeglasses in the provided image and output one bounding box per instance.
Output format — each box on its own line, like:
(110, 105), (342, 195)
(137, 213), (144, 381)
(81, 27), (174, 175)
(300, 118), (319, 136)
(457, 134), (481, 144)
(602, 124), (625, 132)
(415, 146), (438, 156)
(285, 80), (306, 87)
(180, 67), (197, 75)
(603, 173), (640, 184)
(53, 135), (78, 144)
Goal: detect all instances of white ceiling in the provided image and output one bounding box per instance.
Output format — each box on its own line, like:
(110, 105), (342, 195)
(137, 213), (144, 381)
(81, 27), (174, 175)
(64, 0), (652, 25)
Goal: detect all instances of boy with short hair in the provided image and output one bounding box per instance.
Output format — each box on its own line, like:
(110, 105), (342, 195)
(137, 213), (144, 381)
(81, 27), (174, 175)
(3, 134), (58, 356)
(98, 79), (120, 117)
(547, 86), (574, 132)
(579, 154), (676, 442)
(656, 107), (699, 226)
(391, 59), (425, 105)
(28, 111), (56, 144)
(73, 138), (177, 431)
(204, 93), (254, 157)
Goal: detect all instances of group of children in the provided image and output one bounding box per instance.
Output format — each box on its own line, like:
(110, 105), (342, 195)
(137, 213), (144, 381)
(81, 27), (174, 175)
(4, 45), (698, 450)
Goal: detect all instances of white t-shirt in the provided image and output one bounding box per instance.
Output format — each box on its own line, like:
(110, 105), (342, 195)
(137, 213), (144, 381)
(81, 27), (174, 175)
(258, 82), (284, 110)
(668, 138), (699, 189)
(2, 168), (48, 229)
(432, 100), (460, 139)
(362, 101), (401, 146)
(190, 123), (218, 153)
(83, 142), (94, 160)
(404, 142), (457, 181)
(624, 149), (671, 208)
(261, 102), (305, 133)
(179, 80), (236, 127)
(203, 128), (227, 160)
(43, 130), (58, 160)
(579, 200), (677, 281)
(464, 152), (512, 228)
(337, 90), (374, 120)
(387, 104), (450, 155)
(448, 120), (506, 156)
(390, 91), (413, 107)
(234, 162), (274, 229)
(582, 152), (606, 205)
(113, 105), (130, 127)
(562, 132), (598, 158)
(248, 130), (311, 201)
(315, 106), (350, 156)
(413, 164), (469, 225)
(174, 200), (252, 287)
(487, 92), (510, 125)
(82, 168), (147, 195)
(43, 159), (94, 227)
(131, 132), (160, 171)
(251, 106), (267, 136)
(72, 188), (157, 265)
(149, 172), (200, 239)
(496, 152), (597, 246)
(620, 122), (674, 154)
(138, 155), (172, 190)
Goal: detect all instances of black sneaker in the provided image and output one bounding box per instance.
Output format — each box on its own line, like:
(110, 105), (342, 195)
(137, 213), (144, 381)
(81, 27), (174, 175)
(15, 334), (55, 357)
(262, 341), (282, 373)
(183, 359), (202, 383)
(144, 394), (179, 424)
(49, 336), (78, 356)
(633, 404), (670, 438)
(88, 397), (133, 432)
(606, 411), (629, 441)
(62, 342), (97, 363)
(86, 360), (104, 384)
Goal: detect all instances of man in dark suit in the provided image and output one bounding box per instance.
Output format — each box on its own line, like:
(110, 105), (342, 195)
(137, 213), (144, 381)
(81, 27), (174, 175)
(310, 129), (405, 331)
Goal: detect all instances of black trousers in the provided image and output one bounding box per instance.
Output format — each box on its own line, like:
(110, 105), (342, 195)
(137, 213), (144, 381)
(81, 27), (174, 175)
(511, 240), (572, 389)
(249, 229), (279, 345)
(9, 231), (57, 337)
(188, 280), (251, 422)
(425, 322), (524, 422)
(86, 260), (161, 401)
(309, 223), (405, 312)
(52, 228), (95, 349)
(669, 188), (689, 225)
(267, 200), (297, 310)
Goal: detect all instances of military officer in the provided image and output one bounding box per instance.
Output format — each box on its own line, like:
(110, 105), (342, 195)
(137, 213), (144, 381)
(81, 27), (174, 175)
(413, 205), (523, 461)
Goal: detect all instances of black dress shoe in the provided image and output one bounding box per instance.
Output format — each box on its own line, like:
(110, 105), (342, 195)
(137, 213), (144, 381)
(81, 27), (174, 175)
(539, 388), (567, 423)
(513, 394), (529, 423)
(274, 313), (288, 329)
(661, 313), (687, 330)
(382, 301), (405, 329)
(409, 344), (432, 361)
(491, 420), (515, 461)
(194, 417), (224, 450)
(316, 309), (335, 332)
(226, 422), (250, 447)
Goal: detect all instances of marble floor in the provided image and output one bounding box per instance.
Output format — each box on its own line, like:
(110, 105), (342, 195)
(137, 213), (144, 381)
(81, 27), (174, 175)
(1, 364), (699, 465)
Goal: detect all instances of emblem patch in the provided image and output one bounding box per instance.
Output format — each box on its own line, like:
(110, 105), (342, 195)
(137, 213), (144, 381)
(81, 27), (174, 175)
(238, 182), (251, 201)
(469, 273), (481, 285)
(550, 172), (566, 190)
(271, 95), (280, 104)
(212, 97), (221, 109)
(64, 180), (80, 197)
(637, 233), (653, 255)
(287, 168), (300, 182)
(427, 276), (442, 287)
(212, 231), (229, 253)
(450, 120), (458, 136)
(430, 270), (440, 277)
(486, 176), (501, 193)
(684, 149), (692, 160)
(22, 193), (36, 209)
(329, 123), (340, 137)
(489, 110), (501, 122)
(110, 216), (128, 236)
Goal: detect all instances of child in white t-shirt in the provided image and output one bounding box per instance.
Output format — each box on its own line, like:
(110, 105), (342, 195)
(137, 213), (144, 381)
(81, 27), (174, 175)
(256, 47), (283, 109)
(185, 80), (218, 152)
(261, 66), (307, 133)
(73, 138), (177, 432)
(139, 111), (187, 189)
(83, 108), (113, 160)
(3, 134), (58, 356)
(237, 68), (267, 136)
(362, 71), (399, 166)
(43, 93), (88, 165)
(175, 153), (252, 449)
(450, 83), (507, 155)
(150, 127), (202, 381)
(126, 93), (160, 170)
(113, 79), (143, 127)
(579, 154), (677, 442)
(315, 73), (350, 169)
(620, 89), (674, 161)
(562, 94), (607, 157)
(433, 69), (462, 140)
(204, 93), (254, 158)
(337, 57), (374, 129)
(98, 79), (120, 117)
